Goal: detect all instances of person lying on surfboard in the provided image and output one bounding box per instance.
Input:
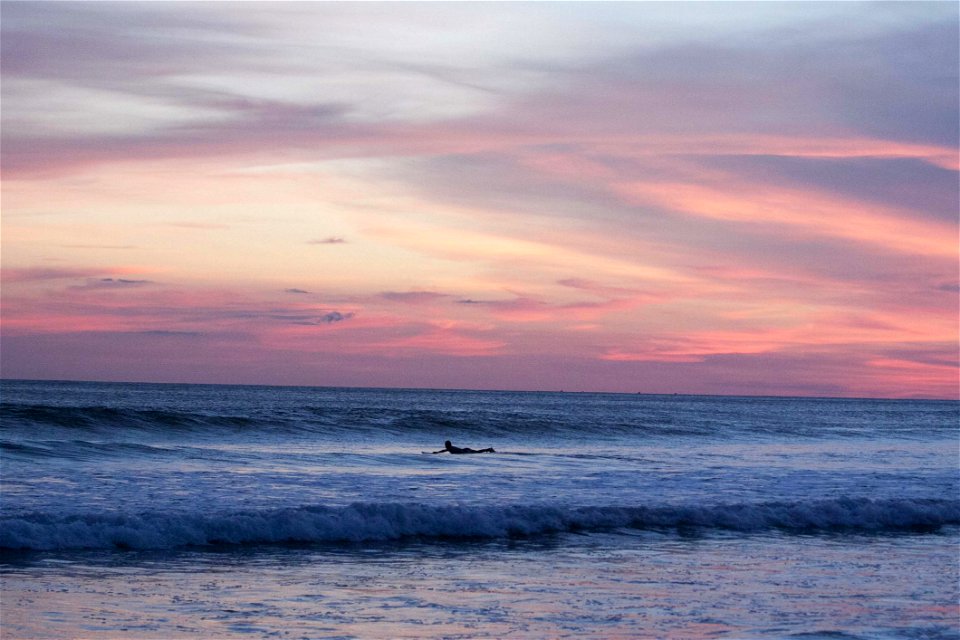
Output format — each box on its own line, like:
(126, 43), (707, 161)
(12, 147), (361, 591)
(431, 440), (495, 454)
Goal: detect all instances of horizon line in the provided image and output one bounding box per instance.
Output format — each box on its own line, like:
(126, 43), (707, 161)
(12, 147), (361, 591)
(2, 377), (956, 403)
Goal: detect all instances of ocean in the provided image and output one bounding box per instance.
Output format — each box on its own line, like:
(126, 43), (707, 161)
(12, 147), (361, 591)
(1, 379), (957, 639)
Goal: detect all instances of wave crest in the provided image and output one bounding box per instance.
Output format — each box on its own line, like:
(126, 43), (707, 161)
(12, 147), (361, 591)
(2, 498), (956, 551)
(1, 404), (266, 434)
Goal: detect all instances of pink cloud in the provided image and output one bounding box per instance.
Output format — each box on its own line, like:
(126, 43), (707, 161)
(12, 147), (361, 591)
(1, 4), (956, 397)
(364, 329), (506, 357)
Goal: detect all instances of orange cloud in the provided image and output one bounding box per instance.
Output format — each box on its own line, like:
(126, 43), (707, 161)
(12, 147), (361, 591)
(612, 179), (956, 258)
(600, 304), (957, 364)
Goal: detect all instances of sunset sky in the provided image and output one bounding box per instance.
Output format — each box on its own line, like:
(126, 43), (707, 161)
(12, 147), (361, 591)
(2, 1), (958, 398)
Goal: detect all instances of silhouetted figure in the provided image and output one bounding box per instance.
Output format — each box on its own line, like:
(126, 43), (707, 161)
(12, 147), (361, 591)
(432, 440), (495, 454)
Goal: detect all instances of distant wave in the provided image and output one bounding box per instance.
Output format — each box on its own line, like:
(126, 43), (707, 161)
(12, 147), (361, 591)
(0, 439), (183, 460)
(0, 402), (674, 439)
(2, 498), (956, 551)
(1, 404), (271, 434)
(5, 385), (959, 451)
(7, 400), (953, 443)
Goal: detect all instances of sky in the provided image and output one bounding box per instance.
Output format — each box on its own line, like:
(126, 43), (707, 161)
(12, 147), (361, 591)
(1, 1), (958, 398)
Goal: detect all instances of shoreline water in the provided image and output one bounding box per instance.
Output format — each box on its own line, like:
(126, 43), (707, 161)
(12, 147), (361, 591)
(4, 531), (958, 640)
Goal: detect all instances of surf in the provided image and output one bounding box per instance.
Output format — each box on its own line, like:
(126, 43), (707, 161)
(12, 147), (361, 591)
(3, 497), (956, 552)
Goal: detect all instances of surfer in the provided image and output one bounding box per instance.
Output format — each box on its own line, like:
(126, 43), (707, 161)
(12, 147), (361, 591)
(432, 440), (495, 454)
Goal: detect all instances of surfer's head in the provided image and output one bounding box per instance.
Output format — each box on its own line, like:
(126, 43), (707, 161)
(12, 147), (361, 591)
(444, 440), (452, 449)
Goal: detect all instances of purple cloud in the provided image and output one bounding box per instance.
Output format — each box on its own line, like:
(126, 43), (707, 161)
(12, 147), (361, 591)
(319, 311), (354, 324)
(2, 267), (103, 282)
(70, 278), (154, 290)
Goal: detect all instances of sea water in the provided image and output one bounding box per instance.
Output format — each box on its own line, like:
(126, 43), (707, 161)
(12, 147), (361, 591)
(1, 380), (957, 639)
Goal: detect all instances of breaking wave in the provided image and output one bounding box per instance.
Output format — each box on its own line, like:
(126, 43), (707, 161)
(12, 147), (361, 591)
(2, 498), (956, 551)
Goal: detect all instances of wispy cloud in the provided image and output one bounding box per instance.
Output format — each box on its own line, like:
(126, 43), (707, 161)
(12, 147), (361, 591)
(61, 244), (138, 250)
(137, 329), (204, 337)
(165, 221), (231, 230)
(2, 268), (100, 282)
(2, 268), (146, 283)
(72, 278), (154, 290)
(319, 311), (354, 324)
(1, 2), (955, 396)
(380, 291), (449, 304)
